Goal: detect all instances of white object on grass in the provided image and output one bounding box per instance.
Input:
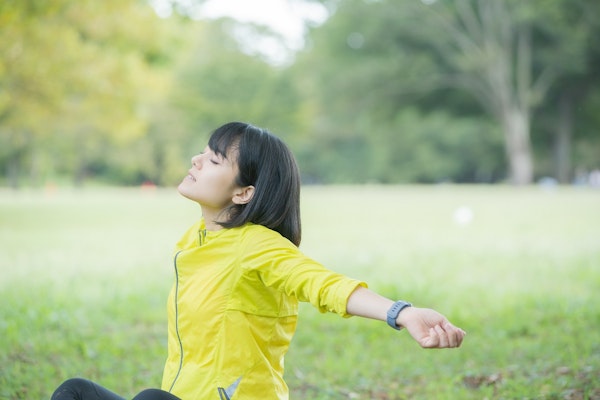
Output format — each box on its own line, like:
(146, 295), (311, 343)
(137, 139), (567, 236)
(453, 206), (474, 226)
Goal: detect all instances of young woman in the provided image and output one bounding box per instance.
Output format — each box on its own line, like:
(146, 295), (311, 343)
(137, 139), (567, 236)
(52, 122), (465, 400)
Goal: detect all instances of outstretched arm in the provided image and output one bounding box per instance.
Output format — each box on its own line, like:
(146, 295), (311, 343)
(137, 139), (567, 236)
(345, 286), (466, 348)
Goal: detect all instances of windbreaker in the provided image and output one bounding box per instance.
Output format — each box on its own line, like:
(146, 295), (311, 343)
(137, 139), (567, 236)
(160, 219), (366, 400)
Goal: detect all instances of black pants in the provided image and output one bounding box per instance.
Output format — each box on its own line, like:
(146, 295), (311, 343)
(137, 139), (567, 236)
(51, 378), (181, 400)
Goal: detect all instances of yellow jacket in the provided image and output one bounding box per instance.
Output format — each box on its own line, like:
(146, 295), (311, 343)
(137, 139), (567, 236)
(161, 220), (365, 399)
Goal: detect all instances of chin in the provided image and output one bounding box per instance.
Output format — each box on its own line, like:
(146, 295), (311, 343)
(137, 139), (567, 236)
(177, 182), (194, 199)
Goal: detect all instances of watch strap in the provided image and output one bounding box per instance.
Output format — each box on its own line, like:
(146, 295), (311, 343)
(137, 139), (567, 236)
(386, 300), (412, 330)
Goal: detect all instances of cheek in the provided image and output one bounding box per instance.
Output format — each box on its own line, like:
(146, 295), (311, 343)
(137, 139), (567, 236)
(198, 173), (235, 199)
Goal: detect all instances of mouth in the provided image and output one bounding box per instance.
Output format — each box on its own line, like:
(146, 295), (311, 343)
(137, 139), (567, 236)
(185, 171), (197, 182)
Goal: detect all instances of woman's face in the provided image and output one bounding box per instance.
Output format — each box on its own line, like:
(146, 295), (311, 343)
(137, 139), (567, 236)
(178, 146), (241, 213)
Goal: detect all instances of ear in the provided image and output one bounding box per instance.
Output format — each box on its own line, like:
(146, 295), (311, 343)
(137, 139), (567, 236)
(232, 185), (255, 205)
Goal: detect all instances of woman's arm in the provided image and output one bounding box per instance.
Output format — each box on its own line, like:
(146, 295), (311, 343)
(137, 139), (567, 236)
(346, 286), (466, 348)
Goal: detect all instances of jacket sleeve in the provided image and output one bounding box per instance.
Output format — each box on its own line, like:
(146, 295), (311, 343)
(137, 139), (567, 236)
(240, 227), (367, 317)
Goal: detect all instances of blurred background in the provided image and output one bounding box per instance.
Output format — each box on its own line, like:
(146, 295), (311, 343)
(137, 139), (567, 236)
(2, 2), (600, 398)
(1, 0), (599, 188)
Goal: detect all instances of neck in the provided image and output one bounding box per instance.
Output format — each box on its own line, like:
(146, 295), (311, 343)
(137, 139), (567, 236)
(204, 219), (222, 231)
(200, 206), (227, 231)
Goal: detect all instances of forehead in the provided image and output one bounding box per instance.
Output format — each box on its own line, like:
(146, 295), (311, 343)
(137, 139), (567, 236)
(208, 126), (242, 159)
(209, 142), (239, 163)
(206, 145), (238, 164)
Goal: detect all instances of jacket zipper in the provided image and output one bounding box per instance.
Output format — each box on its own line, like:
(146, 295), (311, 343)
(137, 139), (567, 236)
(199, 229), (206, 246)
(168, 250), (184, 392)
(169, 229), (205, 393)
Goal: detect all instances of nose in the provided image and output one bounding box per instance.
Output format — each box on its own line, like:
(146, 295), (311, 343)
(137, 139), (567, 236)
(191, 154), (202, 168)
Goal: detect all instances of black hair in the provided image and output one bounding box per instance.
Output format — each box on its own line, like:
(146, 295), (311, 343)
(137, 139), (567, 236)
(209, 122), (302, 246)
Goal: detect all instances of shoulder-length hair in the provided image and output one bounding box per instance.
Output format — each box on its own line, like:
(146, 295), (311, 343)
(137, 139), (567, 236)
(209, 122), (302, 246)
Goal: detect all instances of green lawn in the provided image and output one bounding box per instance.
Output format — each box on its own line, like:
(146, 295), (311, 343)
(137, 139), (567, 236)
(1, 185), (599, 399)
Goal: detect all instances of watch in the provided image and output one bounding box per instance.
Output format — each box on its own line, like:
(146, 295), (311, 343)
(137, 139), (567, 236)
(386, 300), (412, 330)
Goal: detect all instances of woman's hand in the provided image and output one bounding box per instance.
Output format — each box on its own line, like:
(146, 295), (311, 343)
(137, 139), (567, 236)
(346, 287), (466, 348)
(397, 307), (466, 348)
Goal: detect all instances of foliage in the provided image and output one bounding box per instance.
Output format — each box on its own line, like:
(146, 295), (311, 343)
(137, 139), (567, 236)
(171, 19), (309, 156)
(298, 0), (600, 185)
(0, 0), (179, 187)
(0, 0), (599, 187)
(0, 186), (599, 399)
(296, 108), (504, 184)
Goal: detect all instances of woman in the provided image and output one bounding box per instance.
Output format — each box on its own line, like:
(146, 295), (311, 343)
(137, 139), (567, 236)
(52, 122), (465, 400)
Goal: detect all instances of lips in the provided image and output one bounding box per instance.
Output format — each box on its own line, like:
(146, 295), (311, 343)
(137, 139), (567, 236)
(186, 170), (197, 182)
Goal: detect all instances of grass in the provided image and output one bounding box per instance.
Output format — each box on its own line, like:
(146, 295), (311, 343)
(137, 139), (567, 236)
(1, 185), (599, 399)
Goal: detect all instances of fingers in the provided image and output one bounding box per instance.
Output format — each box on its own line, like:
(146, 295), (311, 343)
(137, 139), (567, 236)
(403, 308), (466, 349)
(423, 323), (466, 349)
(436, 324), (450, 347)
(424, 327), (438, 348)
(445, 322), (467, 348)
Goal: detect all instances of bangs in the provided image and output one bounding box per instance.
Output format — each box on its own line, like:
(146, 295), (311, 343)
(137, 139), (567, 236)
(208, 124), (242, 159)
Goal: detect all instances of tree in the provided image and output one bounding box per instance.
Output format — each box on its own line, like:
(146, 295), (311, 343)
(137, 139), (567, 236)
(299, 0), (599, 184)
(530, 1), (600, 182)
(295, 0), (506, 183)
(171, 18), (308, 159)
(0, 0), (73, 187)
(381, 0), (593, 184)
(0, 0), (174, 187)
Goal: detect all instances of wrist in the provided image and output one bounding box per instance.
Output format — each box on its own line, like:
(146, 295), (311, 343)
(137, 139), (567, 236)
(395, 305), (417, 329)
(386, 300), (412, 330)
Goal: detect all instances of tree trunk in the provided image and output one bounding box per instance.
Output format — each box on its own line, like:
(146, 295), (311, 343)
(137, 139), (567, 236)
(442, 1), (538, 185)
(502, 107), (534, 185)
(555, 93), (572, 183)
